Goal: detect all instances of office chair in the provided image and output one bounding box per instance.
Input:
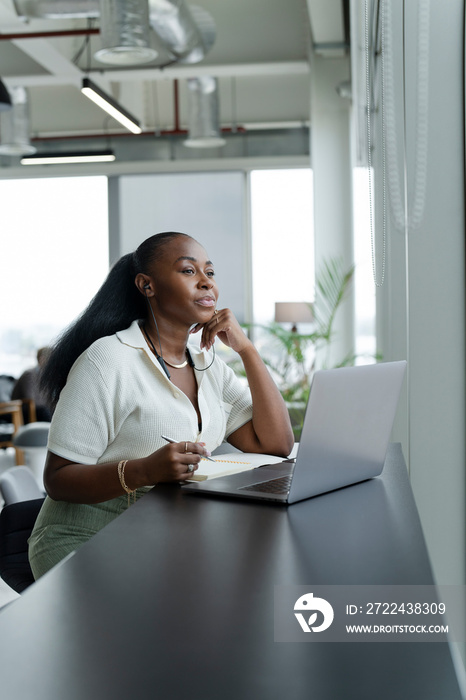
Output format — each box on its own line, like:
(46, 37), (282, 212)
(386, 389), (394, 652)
(0, 497), (44, 593)
(0, 466), (45, 506)
(13, 422), (50, 483)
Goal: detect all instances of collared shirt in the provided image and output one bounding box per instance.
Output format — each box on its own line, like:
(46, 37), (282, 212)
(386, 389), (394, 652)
(48, 320), (253, 466)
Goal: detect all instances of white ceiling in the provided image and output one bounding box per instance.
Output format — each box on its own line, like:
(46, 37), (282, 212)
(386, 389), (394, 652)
(0, 0), (347, 141)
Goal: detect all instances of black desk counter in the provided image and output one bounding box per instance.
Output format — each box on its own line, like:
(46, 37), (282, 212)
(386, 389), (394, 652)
(0, 444), (463, 699)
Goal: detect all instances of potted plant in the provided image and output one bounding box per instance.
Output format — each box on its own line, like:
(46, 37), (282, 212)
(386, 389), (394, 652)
(233, 258), (356, 439)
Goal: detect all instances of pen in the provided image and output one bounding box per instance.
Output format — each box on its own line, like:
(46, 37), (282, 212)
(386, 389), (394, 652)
(161, 435), (216, 462)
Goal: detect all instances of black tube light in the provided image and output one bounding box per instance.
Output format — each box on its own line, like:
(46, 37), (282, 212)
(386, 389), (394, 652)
(81, 77), (142, 134)
(21, 150), (116, 165)
(0, 79), (12, 111)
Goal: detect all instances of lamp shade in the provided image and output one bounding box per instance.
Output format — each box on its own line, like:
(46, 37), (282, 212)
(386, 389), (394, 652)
(274, 302), (314, 324)
(0, 80), (12, 112)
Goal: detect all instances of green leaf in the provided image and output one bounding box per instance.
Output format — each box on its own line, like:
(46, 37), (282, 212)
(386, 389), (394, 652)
(229, 257), (376, 407)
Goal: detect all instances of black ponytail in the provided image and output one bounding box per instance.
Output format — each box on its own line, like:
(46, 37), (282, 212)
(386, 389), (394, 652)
(41, 231), (190, 408)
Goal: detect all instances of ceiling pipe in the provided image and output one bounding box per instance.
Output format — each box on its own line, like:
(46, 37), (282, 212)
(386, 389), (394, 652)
(173, 78), (181, 132)
(0, 29), (100, 40)
(29, 76), (244, 142)
(30, 125), (246, 141)
(11, 0), (215, 64)
(148, 2), (215, 64)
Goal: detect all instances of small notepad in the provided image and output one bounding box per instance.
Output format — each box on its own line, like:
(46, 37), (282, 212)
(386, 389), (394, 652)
(188, 452), (286, 481)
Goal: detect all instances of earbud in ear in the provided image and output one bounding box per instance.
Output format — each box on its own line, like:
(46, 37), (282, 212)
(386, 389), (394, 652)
(144, 283), (150, 291)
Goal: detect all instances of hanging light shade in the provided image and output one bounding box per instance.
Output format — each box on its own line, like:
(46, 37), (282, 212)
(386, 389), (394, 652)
(184, 77), (226, 148)
(95, 0), (158, 65)
(0, 80), (12, 112)
(0, 86), (36, 156)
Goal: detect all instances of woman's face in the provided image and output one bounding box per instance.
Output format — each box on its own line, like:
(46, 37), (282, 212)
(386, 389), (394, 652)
(147, 236), (219, 326)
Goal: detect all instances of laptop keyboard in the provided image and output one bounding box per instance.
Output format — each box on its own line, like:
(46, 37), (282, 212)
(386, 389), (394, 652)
(238, 474), (293, 495)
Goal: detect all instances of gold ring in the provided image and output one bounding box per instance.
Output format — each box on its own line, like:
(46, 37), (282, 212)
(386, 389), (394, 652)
(214, 309), (218, 314)
(185, 442), (188, 453)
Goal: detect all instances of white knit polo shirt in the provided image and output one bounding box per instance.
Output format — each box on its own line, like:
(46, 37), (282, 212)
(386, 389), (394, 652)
(48, 320), (253, 465)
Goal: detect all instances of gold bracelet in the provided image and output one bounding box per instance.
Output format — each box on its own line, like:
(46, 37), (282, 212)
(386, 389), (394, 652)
(117, 459), (136, 507)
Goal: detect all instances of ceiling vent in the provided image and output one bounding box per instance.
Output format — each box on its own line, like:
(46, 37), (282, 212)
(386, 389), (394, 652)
(95, 0), (158, 65)
(13, 0), (215, 65)
(0, 87), (36, 156)
(184, 77), (226, 148)
(149, 1), (215, 64)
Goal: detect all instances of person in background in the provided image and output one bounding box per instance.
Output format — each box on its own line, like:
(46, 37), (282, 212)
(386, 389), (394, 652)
(12, 347), (53, 422)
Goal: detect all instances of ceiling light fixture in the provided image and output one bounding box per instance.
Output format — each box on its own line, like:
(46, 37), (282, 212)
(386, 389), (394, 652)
(0, 79), (12, 111)
(20, 150), (116, 165)
(81, 77), (142, 134)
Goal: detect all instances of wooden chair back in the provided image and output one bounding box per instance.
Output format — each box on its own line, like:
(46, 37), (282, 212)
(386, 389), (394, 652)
(0, 401), (25, 464)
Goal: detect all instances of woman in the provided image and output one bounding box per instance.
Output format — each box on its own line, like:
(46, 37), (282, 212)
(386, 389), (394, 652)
(29, 231), (294, 578)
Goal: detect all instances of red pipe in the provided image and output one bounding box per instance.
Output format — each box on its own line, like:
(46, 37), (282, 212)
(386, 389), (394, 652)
(30, 126), (246, 142)
(31, 130), (187, 141)
(173, 79), (180, 133)
(0, 28), (100, 40)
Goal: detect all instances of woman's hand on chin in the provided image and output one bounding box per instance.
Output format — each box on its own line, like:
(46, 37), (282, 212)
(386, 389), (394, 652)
(190, 308), (252, 354)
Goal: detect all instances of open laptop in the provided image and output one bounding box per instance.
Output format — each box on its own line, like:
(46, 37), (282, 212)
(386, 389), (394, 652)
(182, 361), (407, 504)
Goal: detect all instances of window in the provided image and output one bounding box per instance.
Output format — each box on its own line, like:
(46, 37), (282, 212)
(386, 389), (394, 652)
(250, 169), (314, 324)
(0, 176), (109, 377)
(353, 167), (377, 361)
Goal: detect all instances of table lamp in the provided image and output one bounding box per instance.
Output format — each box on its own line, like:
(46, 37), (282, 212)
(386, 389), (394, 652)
(274, 302), (314, 333)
